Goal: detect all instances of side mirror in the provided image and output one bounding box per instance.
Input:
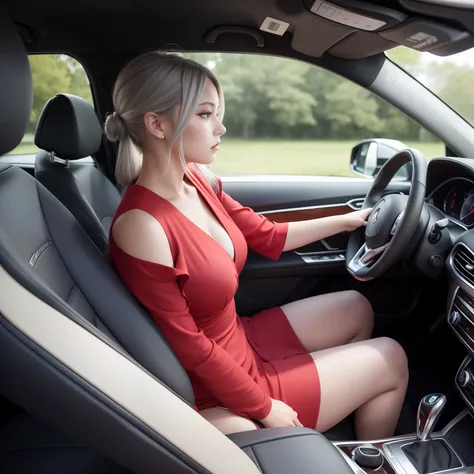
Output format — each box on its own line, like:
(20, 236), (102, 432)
(350, 138), (412, 180)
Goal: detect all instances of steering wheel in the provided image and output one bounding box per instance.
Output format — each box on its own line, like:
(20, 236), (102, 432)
(346, 148), (428, 281)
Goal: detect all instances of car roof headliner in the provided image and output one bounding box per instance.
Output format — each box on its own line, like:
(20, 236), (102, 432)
(5, 0), (474, 60)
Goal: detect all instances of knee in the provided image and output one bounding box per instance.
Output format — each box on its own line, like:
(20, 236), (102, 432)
(376, 337), (409, 386)
(347, 290), (374, 336)
(200, 408), (258, 435)
(221, 418), (258, 435)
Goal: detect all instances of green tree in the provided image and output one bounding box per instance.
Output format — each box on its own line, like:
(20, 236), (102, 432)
(185, 53), (316, 138)
(437, 66), (474, 126)
(28, 54), (94, 134)
(29, 55), (71, 124)
(325, 82), (382, 137)
(63, 56), (93, 105)
(264, 58), (316, 134)
(172, 50), (442, 142)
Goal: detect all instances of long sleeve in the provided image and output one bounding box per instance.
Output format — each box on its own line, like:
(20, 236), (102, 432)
(111, 253), (272, 420)
(216, 179), (288, 261)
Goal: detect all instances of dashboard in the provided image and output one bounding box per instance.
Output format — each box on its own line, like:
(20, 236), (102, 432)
(428, 178), (474, 228)
(426, 158), (474, 229)
(419, 159), (474, 413)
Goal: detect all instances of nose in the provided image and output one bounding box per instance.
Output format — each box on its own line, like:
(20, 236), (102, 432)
(215, 120), (226, 137)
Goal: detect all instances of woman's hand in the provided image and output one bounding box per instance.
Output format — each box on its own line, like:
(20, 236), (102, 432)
(259, 398), (303, 428)
(342, 208), (373, 232)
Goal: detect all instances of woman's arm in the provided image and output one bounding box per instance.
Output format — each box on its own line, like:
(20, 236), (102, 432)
(199, 171), (372, 259)
(283, 208), (372, 252)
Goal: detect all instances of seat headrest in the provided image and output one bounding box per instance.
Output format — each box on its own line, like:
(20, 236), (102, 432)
(0, 9), (33, 156)
(34, 93), (102, 160)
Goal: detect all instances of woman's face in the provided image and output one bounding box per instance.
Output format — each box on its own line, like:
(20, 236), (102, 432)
(180, 78), (226, 165)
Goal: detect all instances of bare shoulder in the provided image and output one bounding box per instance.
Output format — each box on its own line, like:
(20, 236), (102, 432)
(112, 209), (173, 267)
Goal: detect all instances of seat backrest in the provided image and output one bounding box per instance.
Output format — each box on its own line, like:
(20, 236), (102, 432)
(0, 12), (260, 473)
(0, 162), (193, 403)
(34, 93), (121, 253)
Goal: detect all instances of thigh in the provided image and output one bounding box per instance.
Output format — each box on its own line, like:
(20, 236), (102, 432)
(199, 407), (258, 435)
(281, 290), (373, 353)
(311, 337), (408, 433)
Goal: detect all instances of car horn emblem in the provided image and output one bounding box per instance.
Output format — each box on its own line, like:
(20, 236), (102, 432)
(372, 208), (380, 223)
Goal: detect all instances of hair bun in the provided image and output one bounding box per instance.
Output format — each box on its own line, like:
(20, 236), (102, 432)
(104, 111), (128, 142)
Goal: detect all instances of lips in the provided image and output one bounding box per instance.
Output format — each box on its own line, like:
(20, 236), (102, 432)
(211, 142), (221, 150)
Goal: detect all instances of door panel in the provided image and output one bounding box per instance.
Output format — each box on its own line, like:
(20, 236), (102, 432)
(222, 176), (410, 211)
(260, 203), (355, 222)
(223, 175), (419, 330)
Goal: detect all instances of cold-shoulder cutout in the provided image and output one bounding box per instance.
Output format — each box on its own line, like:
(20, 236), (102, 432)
(112, 209), (174, 268)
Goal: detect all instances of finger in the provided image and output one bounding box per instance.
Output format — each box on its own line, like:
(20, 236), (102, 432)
(294, 418), (304, 427)
(292, 411), (303, 427)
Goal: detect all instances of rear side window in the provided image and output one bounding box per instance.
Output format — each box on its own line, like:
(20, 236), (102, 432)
(6, 54), (93, 155)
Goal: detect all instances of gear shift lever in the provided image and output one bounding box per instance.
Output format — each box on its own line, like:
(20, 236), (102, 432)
(404, 394), (460, 474)
(416, 393), (446, 441)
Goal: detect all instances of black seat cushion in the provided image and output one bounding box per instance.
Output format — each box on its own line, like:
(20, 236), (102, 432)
(34, 94), (120, 254)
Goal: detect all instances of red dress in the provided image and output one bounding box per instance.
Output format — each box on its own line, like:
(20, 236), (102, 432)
(108, 164), (321, 428)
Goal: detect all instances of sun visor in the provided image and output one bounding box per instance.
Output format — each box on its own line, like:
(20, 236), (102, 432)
(302, 0), (474, 58)
(378, 18), (474, 56)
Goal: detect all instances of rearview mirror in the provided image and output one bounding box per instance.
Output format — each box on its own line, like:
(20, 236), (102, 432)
(350, 138), (412, 180)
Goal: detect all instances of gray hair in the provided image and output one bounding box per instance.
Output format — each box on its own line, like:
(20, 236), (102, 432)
(104, 51), (224, 190)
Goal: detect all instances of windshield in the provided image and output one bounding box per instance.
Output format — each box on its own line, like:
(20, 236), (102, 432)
(386, 46), (474, 127)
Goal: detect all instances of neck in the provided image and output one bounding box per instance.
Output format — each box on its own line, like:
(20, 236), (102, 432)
(136, 150), (190, 200)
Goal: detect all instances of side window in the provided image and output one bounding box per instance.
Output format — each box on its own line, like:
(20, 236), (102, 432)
(6, 54), (93, 156)
(184, 52), (444, 178)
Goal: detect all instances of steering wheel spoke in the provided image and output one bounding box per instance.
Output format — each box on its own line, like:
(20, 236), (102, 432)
(347, 243), (389, 277)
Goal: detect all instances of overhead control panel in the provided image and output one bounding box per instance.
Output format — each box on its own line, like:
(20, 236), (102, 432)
(310, 0), (395, 31)
(306, 0), (474, 56)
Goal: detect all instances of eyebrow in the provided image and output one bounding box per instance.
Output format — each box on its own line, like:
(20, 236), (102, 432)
(198, 101), (220, 109)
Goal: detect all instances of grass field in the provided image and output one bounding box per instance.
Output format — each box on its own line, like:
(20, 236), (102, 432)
(7, 136), (445, 178)
(211, 139), (444, 177)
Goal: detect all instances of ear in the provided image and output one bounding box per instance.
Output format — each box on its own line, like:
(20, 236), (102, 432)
(143, 112), (167, 140)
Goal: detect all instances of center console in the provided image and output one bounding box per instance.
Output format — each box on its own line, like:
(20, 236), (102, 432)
(335, 392), (474, 474)
(229, 403), (474, 474)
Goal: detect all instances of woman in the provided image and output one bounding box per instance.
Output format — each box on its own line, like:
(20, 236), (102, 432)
(105, 51), (408, 439)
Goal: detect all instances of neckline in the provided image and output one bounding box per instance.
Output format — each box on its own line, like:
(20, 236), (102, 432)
(130, 169), (236, 263)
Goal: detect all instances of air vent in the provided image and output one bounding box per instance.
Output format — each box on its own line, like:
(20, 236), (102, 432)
(453, 245), (474, 287)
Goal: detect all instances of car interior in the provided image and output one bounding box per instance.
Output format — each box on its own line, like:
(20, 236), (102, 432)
(3, 0), (474, 473)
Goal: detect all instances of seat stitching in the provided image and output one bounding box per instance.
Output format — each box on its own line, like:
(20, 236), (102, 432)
(69, 168), (109, 248)
(250, 446), (263, 472)
(66, 284), (76, 304)
(0, 165), (14, 176)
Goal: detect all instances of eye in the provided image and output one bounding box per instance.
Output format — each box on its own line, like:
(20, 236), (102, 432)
(198, 111), (213, 119)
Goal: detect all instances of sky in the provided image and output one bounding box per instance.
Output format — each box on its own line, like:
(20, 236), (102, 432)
(424, 45), (474, 66)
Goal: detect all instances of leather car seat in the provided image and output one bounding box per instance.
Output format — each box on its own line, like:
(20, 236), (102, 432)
(34, 93), (120, 254)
